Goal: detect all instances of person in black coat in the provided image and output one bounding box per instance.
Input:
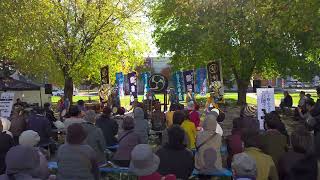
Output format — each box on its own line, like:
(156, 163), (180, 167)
(44, 103), (57, 129)
(288, 131), (320, 180)
(96, 106), (118, 146)
(156, 125), (194, 179)
(280, 91), (293, 109)
(0, 120), (14, 174)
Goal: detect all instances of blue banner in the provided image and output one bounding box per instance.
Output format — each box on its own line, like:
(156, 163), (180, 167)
(116, 72), (125, 97)
(183, 70), (195, 92)
(172, 71), (184, 101)
(141, 72), (150, 99)
(127, 72), (137, 104)
(196, 68), (207, 96)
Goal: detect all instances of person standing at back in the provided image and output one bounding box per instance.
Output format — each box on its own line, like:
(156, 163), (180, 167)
(9, 106), (27, 144)
(95, 106), (118, 147)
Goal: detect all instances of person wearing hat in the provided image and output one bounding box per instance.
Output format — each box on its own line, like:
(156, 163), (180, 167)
(113, 116), (141, 167)
(57, 123), (99, 180)
(96, 106), (119, 146)
(157, 125), (194, 179)
(0, 145), (41, 180)
(19, 130), (50, 179)
(195, 112), (223, 172)
(129, 144), (176, 180)
(0, 121), (14, 175)
(81, 110), (106, 164)
(231, 152), (257, 180)
(237, 105), (260, 131)
(133, 107), (149, 144)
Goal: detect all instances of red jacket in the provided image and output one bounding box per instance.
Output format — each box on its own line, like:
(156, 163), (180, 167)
(189, 110), (201, 128)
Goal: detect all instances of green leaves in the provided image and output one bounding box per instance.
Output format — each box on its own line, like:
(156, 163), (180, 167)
(0, 0), (149, 86)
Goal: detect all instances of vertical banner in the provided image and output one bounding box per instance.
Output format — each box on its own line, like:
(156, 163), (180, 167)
(116, 72), (125, 97)
(128, 72), (137, 104)
(183, 70), (195, 92)
(0, 92), (14, 117)
(172, 71), (184, 101)
(207, 61), (222, 85)
(100, 66), (109, 85)
(196, 68), (207, 96)
(141, 72), (150, 99)
(257, 88), (275, 130)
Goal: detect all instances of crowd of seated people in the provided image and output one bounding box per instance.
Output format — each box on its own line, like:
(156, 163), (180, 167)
(1, 92), (320, 180)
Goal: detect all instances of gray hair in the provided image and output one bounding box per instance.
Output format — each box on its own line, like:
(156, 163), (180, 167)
(84, 110), (97, 123)
(232, 152), (257, 178)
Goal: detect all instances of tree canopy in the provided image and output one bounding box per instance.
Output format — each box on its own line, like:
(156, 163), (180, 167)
(149, 0), (320, 104)
(0, 0), (149, 101)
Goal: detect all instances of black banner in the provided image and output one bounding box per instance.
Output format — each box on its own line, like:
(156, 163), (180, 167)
(207, 61), (221, 85)
(100, 66), (109, 85)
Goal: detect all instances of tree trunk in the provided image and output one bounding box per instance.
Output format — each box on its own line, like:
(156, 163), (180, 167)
(64, 75), (73, 103)
(237, 79), (249, 105)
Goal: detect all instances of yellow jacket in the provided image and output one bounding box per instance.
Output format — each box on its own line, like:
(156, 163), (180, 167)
(245, 147), (279, 180)
(181, 120), (196, 149)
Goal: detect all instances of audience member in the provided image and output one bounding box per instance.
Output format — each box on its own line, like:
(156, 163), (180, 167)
(133, 107), (149, 144)
(151, 102), (166, 131)
(0, 121), (13, 174)
(166, 104), (177, 128)
(113, 116), (141, 167)
(19, 130), (49, 179)
(113, 107), (126, 134)
(226, 117), (245, 168)
(129, 144), (176, 180)
(26, 107), (52, 146)
(280, 91), (293, 109)
(82, 110), (106, 164)
(44, 103), (57, 128)
(77, 100), (87, 112)
(0, 145), (41, 180)
(9, 106), (27, 144)
(189, 103), (201, 128)
(63, 105), (86, 129)
(288, 131), (320, 180)
(57, 123), (99, 180)
(156, 125), (194, 179)
(0, 118), (12, 137)
(298, 91), (307, 109)
(96, 106), (118, 146)
(231, 152), (257, 180)
(195, 112), (222, 171)
(162, 111), (189, 147)
(278, 126), (312, 180)
(181, 110), (196, 149)
(242, 129), (278, 180)
(238, 104), (260, 131)
(261, 114), (288, 167)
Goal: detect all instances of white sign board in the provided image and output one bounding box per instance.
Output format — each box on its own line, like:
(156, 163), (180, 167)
(0, 92), (15, 117)
(257, 88), (275, 130)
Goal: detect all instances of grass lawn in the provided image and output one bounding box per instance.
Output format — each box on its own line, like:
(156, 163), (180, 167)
(51, 92), (318, 108)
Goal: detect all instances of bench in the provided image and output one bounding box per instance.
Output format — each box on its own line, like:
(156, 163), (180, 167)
(49, 162), (232, 179)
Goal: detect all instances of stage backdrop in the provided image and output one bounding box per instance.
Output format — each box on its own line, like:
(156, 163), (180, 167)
(127, 72), (137, 104)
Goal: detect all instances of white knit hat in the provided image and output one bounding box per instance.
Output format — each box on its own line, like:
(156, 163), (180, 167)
(19, 130), (40, 147)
